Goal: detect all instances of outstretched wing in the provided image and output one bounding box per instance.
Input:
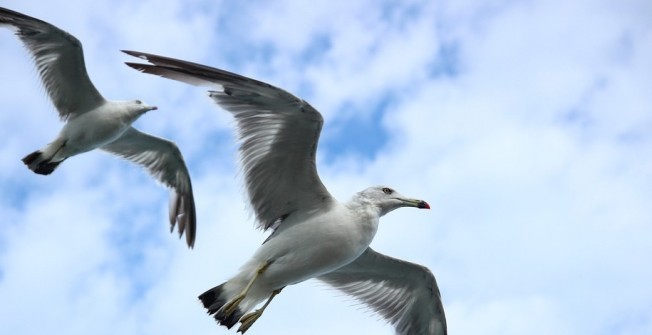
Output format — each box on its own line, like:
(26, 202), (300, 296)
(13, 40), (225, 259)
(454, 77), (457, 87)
(0, 7), (105, 118)
(319, 248), (447, 335)
(102, 127), (196, 248)
(124, 50), (334, 230)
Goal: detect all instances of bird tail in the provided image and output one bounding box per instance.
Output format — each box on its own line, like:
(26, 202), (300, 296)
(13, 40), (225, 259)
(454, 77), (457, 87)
(22, 138), (68, 175)
(199, 283), (245, 329)
(199, 269), (269, 329)
(22, 150), (63, 175)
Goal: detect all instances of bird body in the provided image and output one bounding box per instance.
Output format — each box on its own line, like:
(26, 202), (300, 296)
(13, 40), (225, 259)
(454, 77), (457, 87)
(59, 100), (152, 153)
(219, 202), (377, 313)
(257, 203), (378, 286)
(227, 194), (380, 305)
(23, 99), (156, 173)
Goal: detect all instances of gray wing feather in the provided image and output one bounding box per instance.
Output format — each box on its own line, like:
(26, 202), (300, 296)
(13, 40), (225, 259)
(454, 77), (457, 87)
(319, 248), (447, 335)
(123, 50), (334, 230)
(0, 7), (105, 119)
(102, 127), (196, 248)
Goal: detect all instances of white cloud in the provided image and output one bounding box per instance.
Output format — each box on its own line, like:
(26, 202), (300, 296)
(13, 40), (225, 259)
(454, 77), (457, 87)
(1, 0), (651, 334)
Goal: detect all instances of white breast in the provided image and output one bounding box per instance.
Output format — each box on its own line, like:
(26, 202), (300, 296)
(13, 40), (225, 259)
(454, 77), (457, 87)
(253, 204), (380, 289)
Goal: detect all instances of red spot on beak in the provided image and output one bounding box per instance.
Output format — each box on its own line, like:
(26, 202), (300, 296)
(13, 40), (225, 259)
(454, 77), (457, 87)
(418, 201), (430, 209)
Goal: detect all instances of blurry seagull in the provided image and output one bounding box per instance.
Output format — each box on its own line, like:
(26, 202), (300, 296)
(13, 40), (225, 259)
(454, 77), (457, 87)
(125, 50), (446, 334)
(0, 7), (196, 248)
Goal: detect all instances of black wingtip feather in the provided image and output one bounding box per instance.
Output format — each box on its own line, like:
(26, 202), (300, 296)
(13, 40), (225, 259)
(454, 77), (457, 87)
(124, 62), (149, 72)
(168, 190), (196, 249)
(121, 49), (148, 60)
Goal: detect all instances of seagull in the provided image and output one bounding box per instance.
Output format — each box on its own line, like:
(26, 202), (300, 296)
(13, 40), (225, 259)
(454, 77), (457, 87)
(124, 50), (447, 335)
(0, 7), (196, 248)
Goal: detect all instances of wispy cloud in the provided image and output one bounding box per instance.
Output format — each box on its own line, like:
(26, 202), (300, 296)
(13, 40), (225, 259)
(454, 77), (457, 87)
(0, 0), (651, 334)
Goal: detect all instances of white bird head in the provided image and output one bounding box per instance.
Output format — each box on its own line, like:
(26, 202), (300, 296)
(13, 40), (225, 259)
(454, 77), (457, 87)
(356, 186), (430, 216)
(118, 99), (158, 123)
(128, 99), (158, 113)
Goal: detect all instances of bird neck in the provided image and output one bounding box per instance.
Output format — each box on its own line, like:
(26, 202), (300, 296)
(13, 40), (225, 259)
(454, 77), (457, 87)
(344, 199), (381, 246)
(346, 196), (382, 218)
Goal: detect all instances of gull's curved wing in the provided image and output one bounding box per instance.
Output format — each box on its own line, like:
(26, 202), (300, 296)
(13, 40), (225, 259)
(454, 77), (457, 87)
(123, 50), (334, 230)
(0, 7), (105, 119)
(102, 127), (196, 248)
(319, 248), (447, 335)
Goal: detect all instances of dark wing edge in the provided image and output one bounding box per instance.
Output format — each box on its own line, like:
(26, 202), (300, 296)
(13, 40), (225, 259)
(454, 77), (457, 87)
(101, 127), (197, 248)
(0, 7), (105, 118)
(319, 248), (447, 335)
(123, 50), (334, 231)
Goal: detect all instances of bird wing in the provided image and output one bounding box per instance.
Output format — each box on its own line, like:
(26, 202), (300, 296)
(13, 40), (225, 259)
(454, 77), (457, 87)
(0, 7), (105, 119)
(319, 247), (447, 335)
(101, 127), (196, 248)
(123, 50), (334, 231)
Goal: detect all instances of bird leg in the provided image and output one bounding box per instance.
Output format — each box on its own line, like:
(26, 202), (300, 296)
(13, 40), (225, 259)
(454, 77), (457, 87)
(219, 260), (272, 320)
(237, 287), (285, 334)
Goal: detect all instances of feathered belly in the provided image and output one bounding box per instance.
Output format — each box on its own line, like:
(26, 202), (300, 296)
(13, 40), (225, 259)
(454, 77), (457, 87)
(59, 113), (129, 156)
(254, 220), (375, 289)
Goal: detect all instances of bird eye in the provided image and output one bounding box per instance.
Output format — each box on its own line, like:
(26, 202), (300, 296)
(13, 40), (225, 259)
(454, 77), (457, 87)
(135, 100), (142, 104)
(382, 187), (393, 194)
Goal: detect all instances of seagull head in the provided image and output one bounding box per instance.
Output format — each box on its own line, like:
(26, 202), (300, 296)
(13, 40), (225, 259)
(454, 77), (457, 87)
(119, 99), (158, 123)
(129, 99), (158, 113)
(357, 186), (430, 216)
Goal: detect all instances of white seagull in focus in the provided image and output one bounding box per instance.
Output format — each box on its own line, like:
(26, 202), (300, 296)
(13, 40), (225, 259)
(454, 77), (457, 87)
(0, 7), (196, 247)
(125, 50), (447, 334)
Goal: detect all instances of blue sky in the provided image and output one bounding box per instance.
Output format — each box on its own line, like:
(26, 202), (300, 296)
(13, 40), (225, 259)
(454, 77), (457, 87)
(1, 0), (651, 334)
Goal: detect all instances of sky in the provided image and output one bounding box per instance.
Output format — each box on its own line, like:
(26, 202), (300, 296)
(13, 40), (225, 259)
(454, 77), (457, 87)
(0, 0), (651, 334)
